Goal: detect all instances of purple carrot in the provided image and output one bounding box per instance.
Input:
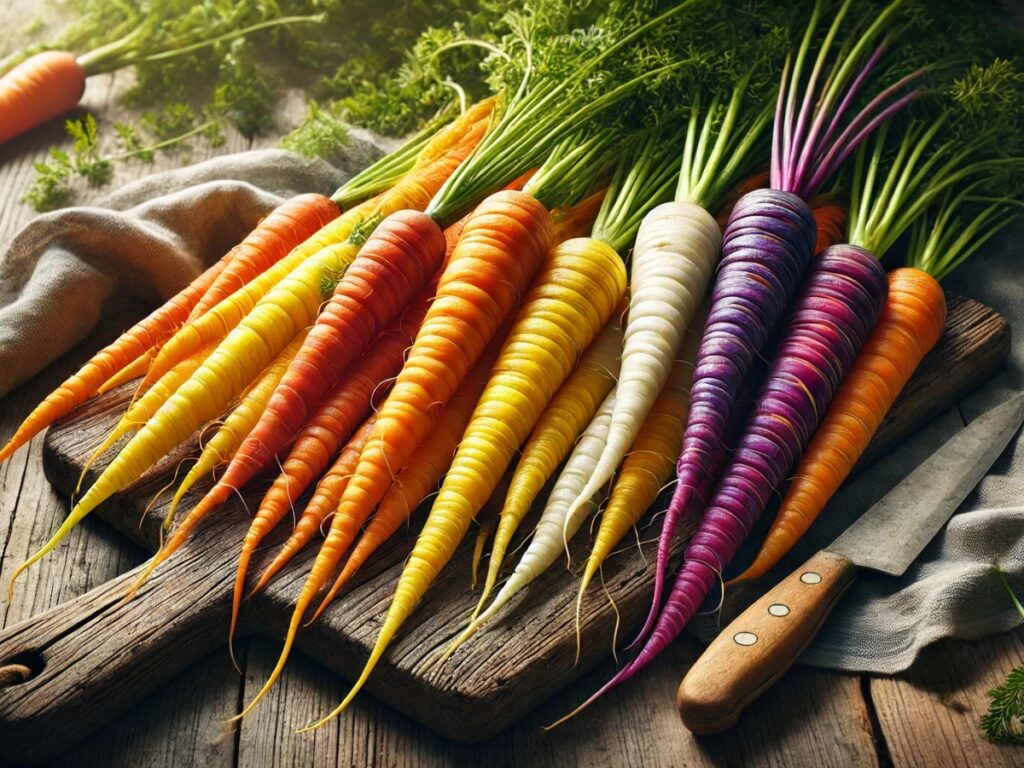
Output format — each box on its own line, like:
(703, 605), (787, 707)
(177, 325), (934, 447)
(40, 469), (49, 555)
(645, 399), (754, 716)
(636, 188), (816, 642)
(639, 0), (923, 647)
(561, 245), (886, 715)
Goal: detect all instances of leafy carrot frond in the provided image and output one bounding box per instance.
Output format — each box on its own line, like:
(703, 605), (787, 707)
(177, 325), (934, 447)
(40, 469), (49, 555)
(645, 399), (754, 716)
(424, 0), (705, 225)
(773, 0), (923, 199)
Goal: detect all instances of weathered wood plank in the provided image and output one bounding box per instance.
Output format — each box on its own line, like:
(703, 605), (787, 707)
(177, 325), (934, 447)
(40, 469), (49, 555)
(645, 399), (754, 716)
(870, 628), (1024, 768)
(0, 293), (1003, 762)
(239, 634), (879, 768)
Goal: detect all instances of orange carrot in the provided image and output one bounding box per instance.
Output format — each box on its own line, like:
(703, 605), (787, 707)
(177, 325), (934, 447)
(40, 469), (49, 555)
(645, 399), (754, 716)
(0, 255), (228, 462)
(190, 194), (340, 319)
(310, 323), (505, 619)
(730, 268), (946, 583)
(810, 197), (848, 255)
(235, 190), (552, 718)
(249, 414), (380, 600)
(0, 52), (85, 145)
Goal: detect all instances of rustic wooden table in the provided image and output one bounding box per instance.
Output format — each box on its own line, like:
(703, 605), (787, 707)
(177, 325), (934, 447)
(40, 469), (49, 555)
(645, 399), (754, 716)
(1, 3), (1022, 764)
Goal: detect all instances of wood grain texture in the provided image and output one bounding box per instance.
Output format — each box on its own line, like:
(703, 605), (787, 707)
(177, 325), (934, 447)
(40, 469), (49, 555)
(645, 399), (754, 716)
(870, 630), (1024, 768)
(0, 293), (1006, 763)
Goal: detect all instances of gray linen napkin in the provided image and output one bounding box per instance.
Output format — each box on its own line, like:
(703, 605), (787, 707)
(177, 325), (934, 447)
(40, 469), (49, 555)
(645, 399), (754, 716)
(0, 148), (373, 397)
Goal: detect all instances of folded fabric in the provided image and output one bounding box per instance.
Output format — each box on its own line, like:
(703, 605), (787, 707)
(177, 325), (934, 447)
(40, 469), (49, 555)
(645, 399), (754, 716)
(0, 147), (375, 398)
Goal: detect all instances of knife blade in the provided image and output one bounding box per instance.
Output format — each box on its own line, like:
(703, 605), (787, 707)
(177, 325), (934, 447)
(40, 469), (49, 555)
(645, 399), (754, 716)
(676, 393), (1024, 735)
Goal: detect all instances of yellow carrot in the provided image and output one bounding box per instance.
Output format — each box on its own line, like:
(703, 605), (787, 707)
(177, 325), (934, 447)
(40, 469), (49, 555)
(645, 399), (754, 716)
(161, 330), (308, 529)
(317, 235), (627, 725)
(474, 305), (624, 618)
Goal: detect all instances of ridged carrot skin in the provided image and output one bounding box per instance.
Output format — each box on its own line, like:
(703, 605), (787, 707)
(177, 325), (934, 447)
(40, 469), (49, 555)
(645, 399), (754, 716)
(448, 389), (618, 657)
(189, 210), (445, 520)
(234, 190), (554, 720)
(140, 196), (380, 391)
(312, 324), (506, 620)
(477, 309), (624, 613)
(576, 303), (704, 609)
(586, 245), (887, 704)
(0, 254), (229, 462)
(0, 51), (85, 145)
(162, 330), (308, 530)
(75, 341), (217, 491)
(141, 101), (491, 390)
(730, 267), (945, 583)
(811, 199), (847, 256)
(189, 194), (341, 319)
(250, 414), (380, 599)
(227, 300), (427, 638)
(644, 189), (816, 640)
(8, 120), (489, 585)
(323, 233), (627, 722)
(564, 201), (720, 535)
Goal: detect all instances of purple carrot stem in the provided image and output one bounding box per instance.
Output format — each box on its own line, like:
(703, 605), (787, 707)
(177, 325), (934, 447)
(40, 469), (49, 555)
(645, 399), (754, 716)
(771, 55), (792, 190)
(792, 42), (888, 190)
(801, 88), (921, 198)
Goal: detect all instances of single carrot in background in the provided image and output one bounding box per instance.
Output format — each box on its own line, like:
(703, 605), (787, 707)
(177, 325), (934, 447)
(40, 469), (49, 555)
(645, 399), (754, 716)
(0, 13), (322, 146)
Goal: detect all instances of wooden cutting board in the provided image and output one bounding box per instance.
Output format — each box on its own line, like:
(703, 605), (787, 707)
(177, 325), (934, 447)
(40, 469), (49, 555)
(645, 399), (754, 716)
(0, 292), (1010, 761)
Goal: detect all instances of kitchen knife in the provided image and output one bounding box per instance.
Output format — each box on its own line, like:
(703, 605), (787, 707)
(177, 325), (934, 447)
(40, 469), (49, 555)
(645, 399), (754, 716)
(676, 392), (1024, 735)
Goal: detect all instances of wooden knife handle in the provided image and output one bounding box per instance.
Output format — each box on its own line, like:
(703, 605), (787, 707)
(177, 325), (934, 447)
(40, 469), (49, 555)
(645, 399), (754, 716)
(0, 548), (233, 763)
(677, 550), (857, 735)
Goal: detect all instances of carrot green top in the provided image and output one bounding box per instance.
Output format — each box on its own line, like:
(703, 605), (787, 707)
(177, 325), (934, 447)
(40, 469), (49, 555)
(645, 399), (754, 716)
(848, 59), (1024, 267)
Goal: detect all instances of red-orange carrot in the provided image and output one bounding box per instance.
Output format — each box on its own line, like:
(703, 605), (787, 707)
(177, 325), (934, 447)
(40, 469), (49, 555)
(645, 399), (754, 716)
(0, 253), (229, 461)
(186, 210), (445, 524)
(730, 268), (946, 583)
(190, 194), (340, 319)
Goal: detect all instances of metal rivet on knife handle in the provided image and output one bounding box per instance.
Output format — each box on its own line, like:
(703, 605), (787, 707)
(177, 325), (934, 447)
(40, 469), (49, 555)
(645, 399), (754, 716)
(733, 632), (758, 646)
(768, 604), (790, 616)
(800, 571), (822, 584)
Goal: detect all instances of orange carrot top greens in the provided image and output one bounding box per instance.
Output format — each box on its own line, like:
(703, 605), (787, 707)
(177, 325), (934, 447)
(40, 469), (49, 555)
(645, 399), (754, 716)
(731, 60), (1024, 584)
